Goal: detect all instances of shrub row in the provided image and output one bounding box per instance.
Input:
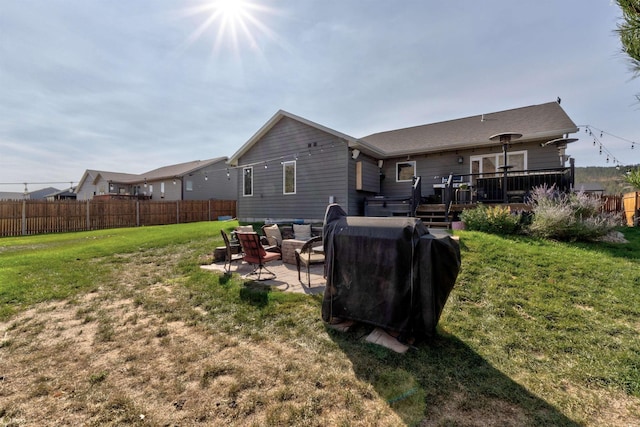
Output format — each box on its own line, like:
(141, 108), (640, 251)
(459, 185), (623, 241)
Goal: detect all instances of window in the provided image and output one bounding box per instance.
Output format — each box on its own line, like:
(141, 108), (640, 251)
(283, 161), (296, 194)
(186, 180), (193, 191)
(396, 161), (416, 182)
(470, 151), (527, 177)
(243, 167), (253, 196)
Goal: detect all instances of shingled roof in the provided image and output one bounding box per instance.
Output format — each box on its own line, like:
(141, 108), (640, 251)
(359, 101), (578, 157)
(140, 157), (228, 180)
(81, 158), (228, 186)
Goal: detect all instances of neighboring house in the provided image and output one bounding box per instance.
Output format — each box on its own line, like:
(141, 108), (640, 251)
(228, 101), (579, 223)
(1, 187), (62, 201)
(75, 158), (237, 201)
(28, 187), (60, 200)
(45, 187), (77, 201)
(0, 192), (26, 200)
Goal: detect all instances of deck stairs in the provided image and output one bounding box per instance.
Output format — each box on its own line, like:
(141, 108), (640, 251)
(415, 204), (451, 228)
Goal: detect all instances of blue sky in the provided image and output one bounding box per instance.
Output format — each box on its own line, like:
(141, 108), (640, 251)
(1, 0), (639, 193)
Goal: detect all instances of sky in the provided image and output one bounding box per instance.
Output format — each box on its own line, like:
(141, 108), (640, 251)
(1, 0), (639, 193)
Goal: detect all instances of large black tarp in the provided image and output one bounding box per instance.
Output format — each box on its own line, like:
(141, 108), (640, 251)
(322, 204), (461, 341)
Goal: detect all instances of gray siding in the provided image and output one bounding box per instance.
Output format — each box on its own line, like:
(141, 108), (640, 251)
(237, 117), (350, 223)
(347, 155), (379, 216)
(146, 179), (181, 200)
(182, 160), (238, 200)
(381, 135), (568, 199)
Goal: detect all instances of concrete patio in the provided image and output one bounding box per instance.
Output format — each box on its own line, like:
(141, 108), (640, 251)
(201, 258), (327, 295)
(200, 228), (452, 295)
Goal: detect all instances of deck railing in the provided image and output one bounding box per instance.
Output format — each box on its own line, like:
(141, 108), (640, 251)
(440, 166), (574, 204)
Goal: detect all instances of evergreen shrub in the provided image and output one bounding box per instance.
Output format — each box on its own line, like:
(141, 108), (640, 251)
(460, 204), (521, 235)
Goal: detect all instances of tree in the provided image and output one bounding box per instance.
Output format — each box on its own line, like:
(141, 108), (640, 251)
(616, 1), (640, 100)
(625, 166), (640, 190)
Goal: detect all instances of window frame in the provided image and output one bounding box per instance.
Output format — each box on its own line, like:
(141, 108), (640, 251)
(470, 150), (527, 177)
(282, 160), (296, 195)
(243, 166), (253, 197)
(396, 161), (416, 182)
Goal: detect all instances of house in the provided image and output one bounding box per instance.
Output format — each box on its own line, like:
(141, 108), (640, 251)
(228, 101), (579, 223)
(29, 187), (61, 200)
(45, 187), (77, 201)
(0, 192), (25, 201)
(75, 157), (237, 201)
(0, 187), (64, 201)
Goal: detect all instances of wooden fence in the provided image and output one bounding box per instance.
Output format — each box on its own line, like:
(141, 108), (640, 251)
(601, 195), (623, 213)
(0, 199), (236, 237)
(623, 192), (640, 226)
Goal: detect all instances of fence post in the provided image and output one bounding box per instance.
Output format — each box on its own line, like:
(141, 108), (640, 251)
(85, 200), (90, 231)
(136, 200), (140, 227)
(21, 199), (27, 236)
(208, 199), (211, 221)
(176, 201), (180, 224)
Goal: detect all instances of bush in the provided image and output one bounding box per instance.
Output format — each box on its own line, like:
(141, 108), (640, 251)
(460, 204), (522, 235)
(526, 185), (622, 241)
(624, 166), (640, 191)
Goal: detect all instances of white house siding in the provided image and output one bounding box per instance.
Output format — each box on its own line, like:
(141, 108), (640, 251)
(236, 117), (350, 223)
(76, 185), (97, 200)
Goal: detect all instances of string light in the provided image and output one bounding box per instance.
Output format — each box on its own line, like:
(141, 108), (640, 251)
(579, 125), (638, 167)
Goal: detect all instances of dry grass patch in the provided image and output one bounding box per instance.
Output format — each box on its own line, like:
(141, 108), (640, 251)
(0, 245), (405, 426)
(2, 223), (639, 426)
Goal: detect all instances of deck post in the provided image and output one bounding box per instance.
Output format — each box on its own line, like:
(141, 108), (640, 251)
(489, 132), (523, 204)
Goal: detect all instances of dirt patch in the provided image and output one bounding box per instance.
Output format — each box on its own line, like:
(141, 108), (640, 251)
(0, 253), (405, 426)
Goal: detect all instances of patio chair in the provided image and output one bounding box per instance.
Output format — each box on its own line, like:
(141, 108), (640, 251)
(261, 224), (283, 252)
(295, 235), (324, 287)
(235, 232), (281, 280)
(221, 230), (244, 274)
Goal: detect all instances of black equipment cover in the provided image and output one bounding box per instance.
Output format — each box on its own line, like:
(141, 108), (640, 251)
(322, 204), (460, 340)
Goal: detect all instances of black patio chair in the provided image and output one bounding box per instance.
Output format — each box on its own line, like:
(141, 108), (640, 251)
(295, 235), (324, 287)
(221, 230), (244, 274)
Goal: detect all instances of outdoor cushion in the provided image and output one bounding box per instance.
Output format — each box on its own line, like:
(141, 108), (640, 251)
(293, 224), (312, 240)
(263, 224), (283, 246)
(236, 225), (254, 233)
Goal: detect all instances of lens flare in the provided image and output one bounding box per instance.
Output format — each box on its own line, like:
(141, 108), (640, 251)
(180, 0), (280, 55)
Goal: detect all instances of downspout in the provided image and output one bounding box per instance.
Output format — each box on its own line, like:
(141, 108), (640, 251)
(345, 142), (350, 213)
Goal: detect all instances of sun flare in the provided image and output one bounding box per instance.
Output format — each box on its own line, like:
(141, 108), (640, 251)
(215, 0), (248, 20)
(181, 0), (278, 54)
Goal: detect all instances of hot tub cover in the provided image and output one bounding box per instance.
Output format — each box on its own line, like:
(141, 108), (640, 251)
(322, 204), (461, 341)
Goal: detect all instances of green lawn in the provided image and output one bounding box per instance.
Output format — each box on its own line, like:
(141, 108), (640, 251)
(1, 222), (638, 425)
